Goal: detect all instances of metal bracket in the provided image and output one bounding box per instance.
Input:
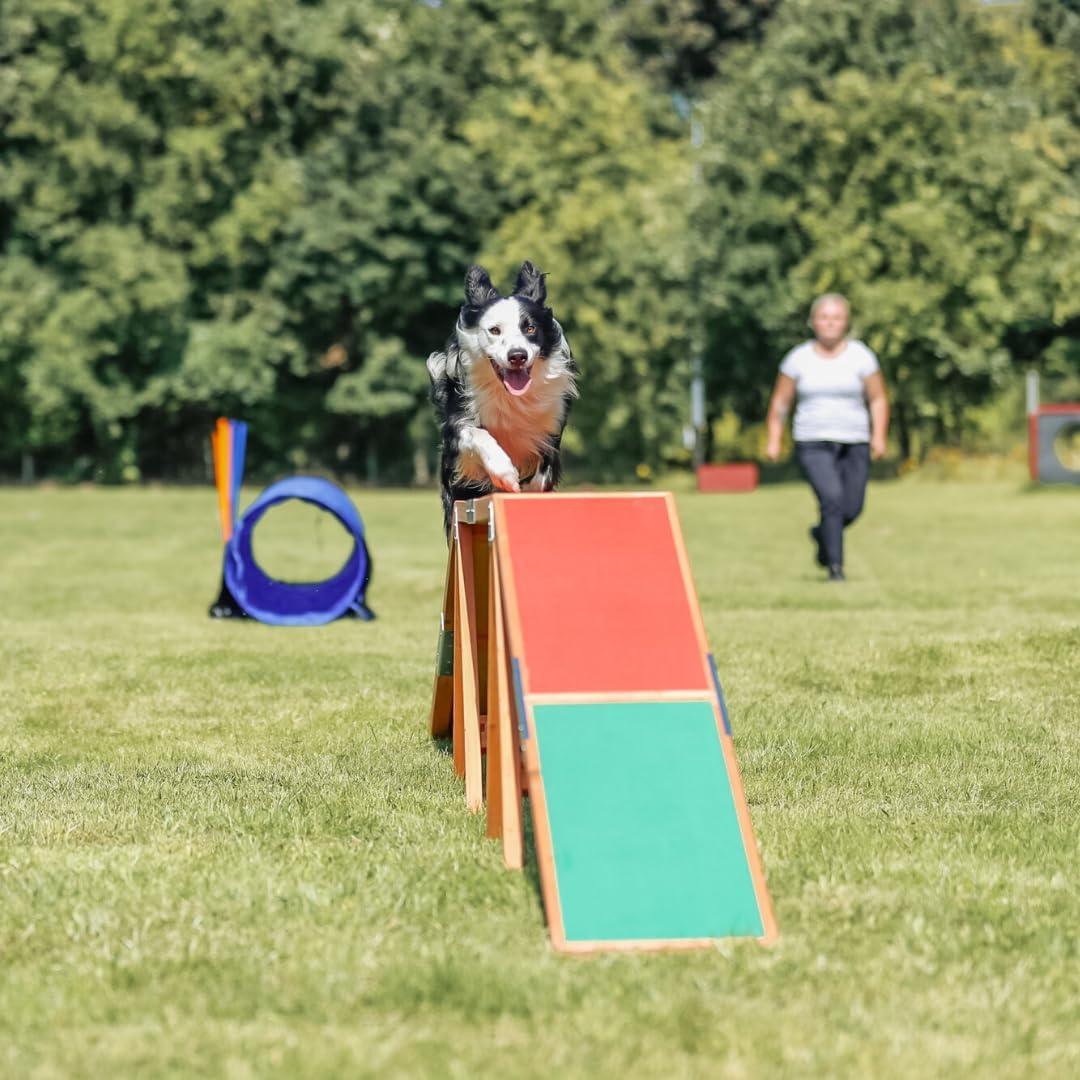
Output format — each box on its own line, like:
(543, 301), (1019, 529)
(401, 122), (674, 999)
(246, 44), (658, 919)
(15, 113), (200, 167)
(436, 629), (454, 677)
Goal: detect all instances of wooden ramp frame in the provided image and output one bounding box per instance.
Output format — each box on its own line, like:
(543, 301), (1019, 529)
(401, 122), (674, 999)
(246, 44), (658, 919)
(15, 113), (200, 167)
(430, 492), (777, 953)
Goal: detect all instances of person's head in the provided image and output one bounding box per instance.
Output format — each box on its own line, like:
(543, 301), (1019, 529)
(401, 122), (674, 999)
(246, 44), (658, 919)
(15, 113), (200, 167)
(809, 293), (850, 349)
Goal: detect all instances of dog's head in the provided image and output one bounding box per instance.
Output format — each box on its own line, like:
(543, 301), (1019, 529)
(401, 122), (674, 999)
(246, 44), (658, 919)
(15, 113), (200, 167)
(455, 262), (563, 398)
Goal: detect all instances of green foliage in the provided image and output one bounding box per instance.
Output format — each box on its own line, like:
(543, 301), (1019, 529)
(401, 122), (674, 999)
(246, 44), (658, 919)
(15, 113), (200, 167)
(696, 0), (1080, 453)
(1, 0), (698, 479)
(464, 53), (694, 470)
(1, 0), (1079, 478)
(612, 0), (777, 90)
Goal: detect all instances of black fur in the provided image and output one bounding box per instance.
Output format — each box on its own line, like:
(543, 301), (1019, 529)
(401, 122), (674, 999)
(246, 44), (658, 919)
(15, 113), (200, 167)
(430, 372), (497, 531)
(512, 260), (547, 303)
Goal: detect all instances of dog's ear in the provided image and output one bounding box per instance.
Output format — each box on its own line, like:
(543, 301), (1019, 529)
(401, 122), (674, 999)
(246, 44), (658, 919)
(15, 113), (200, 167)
(464, 265), (500, 307)
(513, 261), (547, 304)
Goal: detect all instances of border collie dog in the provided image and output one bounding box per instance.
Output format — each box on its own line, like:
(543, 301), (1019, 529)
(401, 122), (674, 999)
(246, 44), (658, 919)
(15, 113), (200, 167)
(427, 262), (577, 533)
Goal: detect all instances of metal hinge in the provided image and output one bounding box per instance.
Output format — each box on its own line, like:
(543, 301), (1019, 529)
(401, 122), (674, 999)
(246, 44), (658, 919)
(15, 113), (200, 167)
(436, 629), (455, 676)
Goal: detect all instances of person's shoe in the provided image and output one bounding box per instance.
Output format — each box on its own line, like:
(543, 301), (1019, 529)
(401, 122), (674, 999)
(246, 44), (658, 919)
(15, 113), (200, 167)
(827, 564), (846, 582)
(809, 525), (827, 567)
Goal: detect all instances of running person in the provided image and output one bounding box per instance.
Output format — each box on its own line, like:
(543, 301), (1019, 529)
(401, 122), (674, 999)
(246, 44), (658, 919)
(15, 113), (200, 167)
(765, 294), (889, 582)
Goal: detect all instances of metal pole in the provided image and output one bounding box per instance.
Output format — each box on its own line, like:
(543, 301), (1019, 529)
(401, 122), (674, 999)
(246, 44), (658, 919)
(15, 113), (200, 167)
(1026, 368), (1040, 483)
(690, 112), (706, 470)
(691, 355), (706, 460)
(1025, 368), (1040, 416)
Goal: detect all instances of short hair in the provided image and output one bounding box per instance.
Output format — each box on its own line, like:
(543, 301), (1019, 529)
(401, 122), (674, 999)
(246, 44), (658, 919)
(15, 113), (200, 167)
(809, 293), (850, 322)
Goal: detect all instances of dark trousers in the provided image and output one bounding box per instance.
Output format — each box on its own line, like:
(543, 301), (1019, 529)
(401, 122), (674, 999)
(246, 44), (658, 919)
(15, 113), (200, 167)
(795, 441), (870, 568)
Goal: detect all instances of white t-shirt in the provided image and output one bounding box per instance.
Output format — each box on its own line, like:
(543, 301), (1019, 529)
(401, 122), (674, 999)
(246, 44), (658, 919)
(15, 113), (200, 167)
(779, 339), (879, 443)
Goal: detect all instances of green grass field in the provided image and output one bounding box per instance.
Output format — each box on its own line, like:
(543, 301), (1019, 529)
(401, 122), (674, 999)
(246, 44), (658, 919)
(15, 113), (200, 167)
(1, 479), (1077, 1077)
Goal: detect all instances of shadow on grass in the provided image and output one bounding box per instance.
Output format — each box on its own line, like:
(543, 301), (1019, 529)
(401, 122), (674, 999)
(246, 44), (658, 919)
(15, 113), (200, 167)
(434, 733), (547, 921)
(521, 798), (542, 904)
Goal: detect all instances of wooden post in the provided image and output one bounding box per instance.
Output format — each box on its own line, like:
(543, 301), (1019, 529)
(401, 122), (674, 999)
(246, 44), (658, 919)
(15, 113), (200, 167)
(452, 506), (484, 811)
(486, 543), (524, 868)
(430, 545), (456, 738)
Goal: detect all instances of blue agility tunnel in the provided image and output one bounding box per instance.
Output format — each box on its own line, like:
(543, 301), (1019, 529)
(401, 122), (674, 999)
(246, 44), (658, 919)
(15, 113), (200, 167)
(209, 420), (374, 625)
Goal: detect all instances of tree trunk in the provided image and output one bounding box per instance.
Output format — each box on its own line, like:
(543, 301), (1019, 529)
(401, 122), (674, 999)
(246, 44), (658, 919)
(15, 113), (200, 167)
(895, 400), (912, 461)
(412, 444), (430, 486)
(702, 411), (715, 465)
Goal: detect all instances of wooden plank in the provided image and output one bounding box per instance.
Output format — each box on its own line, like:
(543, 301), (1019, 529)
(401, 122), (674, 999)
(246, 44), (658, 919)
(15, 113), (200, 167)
(661, 493), (715, 689)
(429, 542), (456, 738)
(472, 522), (490, 719)
(526, 689), (714, 706)
(718, 729), (779, 945)
(491, 499), (563, 924)
(451, 531), (466, 779)
(663, 493), (778, 944)
(520, 709), (567, 951)
(487, 543), (523, 867)
(485, 539), (502, 840)
(546, 937), (728, 955)
(453, 518), (483, 812)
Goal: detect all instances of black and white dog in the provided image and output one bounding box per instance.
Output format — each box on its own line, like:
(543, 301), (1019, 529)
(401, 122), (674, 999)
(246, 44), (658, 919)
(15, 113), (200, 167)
(427, 262), (577, 533)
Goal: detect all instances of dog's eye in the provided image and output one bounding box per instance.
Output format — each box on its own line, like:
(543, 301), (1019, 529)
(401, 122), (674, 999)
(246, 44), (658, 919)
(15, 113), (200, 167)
(524, 325), (536, 335)
(489, 326), (501, 336)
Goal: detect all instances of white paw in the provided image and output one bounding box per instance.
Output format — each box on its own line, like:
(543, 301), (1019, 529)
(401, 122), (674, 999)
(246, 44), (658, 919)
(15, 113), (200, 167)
(489, 462), (521, 493)
(466, 428), (520, 493)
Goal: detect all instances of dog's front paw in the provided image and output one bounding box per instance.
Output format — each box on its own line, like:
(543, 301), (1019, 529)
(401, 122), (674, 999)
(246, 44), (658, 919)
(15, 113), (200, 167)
(466, 428), (521, 493)
(489, 464), (521, 493)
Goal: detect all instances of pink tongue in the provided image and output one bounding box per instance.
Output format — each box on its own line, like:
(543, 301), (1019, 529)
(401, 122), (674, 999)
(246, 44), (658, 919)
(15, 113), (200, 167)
(504, 367), (532, 395)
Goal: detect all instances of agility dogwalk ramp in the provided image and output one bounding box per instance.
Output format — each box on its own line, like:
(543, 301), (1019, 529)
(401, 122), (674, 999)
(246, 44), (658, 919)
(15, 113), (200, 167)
(430, 492), (777, 954)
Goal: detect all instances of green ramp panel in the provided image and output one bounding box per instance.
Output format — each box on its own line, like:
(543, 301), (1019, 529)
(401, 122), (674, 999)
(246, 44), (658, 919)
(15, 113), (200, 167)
(532, 699), (764, 943)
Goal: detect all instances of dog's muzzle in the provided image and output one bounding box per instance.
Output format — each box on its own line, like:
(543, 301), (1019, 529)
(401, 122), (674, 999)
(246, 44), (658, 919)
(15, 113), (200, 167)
(492, 354), (533, 396)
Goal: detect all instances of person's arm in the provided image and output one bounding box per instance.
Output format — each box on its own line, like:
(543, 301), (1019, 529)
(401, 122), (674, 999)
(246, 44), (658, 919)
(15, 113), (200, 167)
(765, 374), (797, 461)
(864, 371), (889, 459)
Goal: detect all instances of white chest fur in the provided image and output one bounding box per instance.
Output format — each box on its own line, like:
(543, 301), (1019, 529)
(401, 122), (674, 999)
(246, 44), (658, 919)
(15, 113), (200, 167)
(456, 352), (573, 483)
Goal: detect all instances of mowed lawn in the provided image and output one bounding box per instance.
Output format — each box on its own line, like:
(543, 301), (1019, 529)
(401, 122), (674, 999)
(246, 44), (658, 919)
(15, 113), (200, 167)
(1, 478), (1077, 1078)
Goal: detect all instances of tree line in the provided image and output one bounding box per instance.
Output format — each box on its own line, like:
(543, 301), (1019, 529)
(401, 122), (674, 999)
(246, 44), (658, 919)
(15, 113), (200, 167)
(1, 0), (1078, 482)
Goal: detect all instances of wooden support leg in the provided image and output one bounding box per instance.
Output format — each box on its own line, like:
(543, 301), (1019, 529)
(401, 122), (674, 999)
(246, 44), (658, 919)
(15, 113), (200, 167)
(430, 542), (456, 738)
(454, 523), (483, 811)
(487, 545), (524, 868)
(451, 534), (466, 778)
(486, 554), (503, 842)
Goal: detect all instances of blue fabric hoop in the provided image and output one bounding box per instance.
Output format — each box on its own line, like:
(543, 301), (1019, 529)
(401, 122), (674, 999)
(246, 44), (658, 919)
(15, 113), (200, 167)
(223, 476), (373, 626)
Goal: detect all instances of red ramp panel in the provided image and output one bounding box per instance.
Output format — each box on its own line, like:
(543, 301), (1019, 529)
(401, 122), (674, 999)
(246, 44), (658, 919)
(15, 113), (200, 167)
(494, 494), (709, 696)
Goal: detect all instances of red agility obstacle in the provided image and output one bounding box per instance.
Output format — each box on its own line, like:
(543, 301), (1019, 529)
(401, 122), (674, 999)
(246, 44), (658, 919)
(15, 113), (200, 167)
(430, 492), (777, 954)
(1026, 370), (1080, 485)
(696, 462), (759, 493)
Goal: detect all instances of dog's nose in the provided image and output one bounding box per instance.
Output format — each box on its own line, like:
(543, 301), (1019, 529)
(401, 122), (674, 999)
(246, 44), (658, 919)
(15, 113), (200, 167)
(507, 349), (528, 367)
